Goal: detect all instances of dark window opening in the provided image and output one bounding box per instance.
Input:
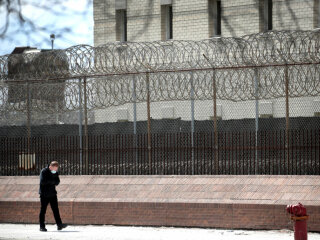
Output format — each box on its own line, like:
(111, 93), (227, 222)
(116, 9), (127, 42)
(208, 0), (221, 37)
(123, 10), (127, 41)
(217, 0), (221, 35)
(168, 5), (173, 39)
(267, 0), (272, 30)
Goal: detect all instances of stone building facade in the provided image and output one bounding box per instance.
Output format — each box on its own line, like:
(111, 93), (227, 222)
(94, 0), (318, 44)
(93, 0), (320, 123)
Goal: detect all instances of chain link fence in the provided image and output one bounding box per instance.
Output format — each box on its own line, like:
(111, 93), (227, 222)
(0, 30), (320, 175)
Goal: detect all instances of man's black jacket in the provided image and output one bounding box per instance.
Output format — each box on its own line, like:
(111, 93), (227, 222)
(39, 164), (60, 198)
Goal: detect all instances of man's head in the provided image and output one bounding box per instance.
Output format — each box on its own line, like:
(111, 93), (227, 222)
(49, 161), (59, 173)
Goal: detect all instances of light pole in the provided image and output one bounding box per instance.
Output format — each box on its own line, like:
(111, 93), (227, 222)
(50, 34), (55, 50)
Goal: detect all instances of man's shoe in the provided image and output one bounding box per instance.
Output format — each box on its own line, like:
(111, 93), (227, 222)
(40, 227), (47, 232)
(57, 224), (68, 230)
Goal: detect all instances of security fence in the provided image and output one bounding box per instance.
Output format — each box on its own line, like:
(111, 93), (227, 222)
(0, 30), (320, 175)
(1, 129), (319, 176)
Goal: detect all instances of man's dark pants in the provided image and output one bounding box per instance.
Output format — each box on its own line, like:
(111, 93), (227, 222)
(39, 195), (62, 228)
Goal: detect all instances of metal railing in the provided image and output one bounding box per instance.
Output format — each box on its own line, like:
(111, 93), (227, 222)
(1, 129), (319, 176)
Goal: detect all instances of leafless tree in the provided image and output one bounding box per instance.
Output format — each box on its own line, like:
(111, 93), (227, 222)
(0, 0), (92, 51)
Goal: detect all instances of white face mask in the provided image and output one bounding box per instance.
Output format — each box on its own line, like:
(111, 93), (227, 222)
(51, 170), (57, 174)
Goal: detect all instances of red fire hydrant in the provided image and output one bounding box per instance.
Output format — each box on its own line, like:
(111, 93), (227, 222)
(286, 203), (309, 240)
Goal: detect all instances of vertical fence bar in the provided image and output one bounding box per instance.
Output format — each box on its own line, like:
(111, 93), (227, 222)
(156, 133), (159, 174)
(119, 134), (122, 175)
(200, 132), (203, 174)
(105, 135), (108, 175)
(68, 136), (71, 175)
(73, 136), (76, 175)
(165, 133), (168, 174)
(83, 77), (89, 175)
(66, 136), (68, 175)
(118, 134), (121, 175)
(236, 132), (238, 175)
(132, 75), (138, 171)
(78, 78), (83, 175)
(226, 132), (228, 174)
(254, 68), (259, 175)
(4, 138), (6, 175)
(93, 135), (96, 175)
(283, 129), (286, 175)
(264, 130), (266, 174)
(101, 135), (103, 175)
(26, 83), (31, 166)
(277, 130), (280, 175)
(268, 131), (271, 175)
(250, 131), (253, 174)
(302, 129), (304, 175)
(291, 130), (294, 175)
(299, 129), (302, 175)
(195, 132), (198, 174)
(295, 130), (297, 175)
(0, 138), (2, 175)
(146, 72), (152, 174)
(139, 134), (142, 175)
(190, 72), (195, 175)
(108, 135), (111, 175)
(176, 132), (179, 174)
(272, 131), (275, 175)
(212, 69), (219, 175)
(312, 129), (315, 175)
(243, 131), (245, 174)
(7, 138), (10, 176)
(111, 135), (114, 175)
(231, 132), (233, 174)
(285, 65), (290, 175)
(211, 132), (214, 175)
(145, 133), (148, 175)
(260, 130), (263, 174)
(184, 133), (186, 174)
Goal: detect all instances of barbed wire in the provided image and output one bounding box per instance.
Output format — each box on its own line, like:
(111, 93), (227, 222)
(0, 30), (320, 113)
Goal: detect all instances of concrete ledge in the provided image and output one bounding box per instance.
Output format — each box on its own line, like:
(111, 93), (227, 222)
(0, 175), (320, 231)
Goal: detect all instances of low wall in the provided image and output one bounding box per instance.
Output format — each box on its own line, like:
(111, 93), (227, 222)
(0, 175), (319, 231)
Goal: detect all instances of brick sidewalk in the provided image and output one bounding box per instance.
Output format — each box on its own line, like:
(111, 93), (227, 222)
(0, 175), (320, 231)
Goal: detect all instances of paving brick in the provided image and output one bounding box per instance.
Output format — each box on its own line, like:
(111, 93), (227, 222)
(0, 175), (319, 231)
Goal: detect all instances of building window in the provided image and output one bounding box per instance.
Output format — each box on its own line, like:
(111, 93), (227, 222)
(259, 0), (272, 32)
(314, 0), (320, 28)
(208, 0), (222, 37)
(116, 10), (127, 42)
(161, 4), (173, 40)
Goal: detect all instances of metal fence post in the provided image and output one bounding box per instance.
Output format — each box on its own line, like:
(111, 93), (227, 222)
(276, 49), (290, 175)
(285, 65), (290, 175)
(146, 72), (152, 174)
(78, 78), (83, 175)
(203, 54), (218, 175)
(132, 74), (138, 173)
(212, 69), (219, 175)
(254, 68), (259, 175)
(26, 82), (31, 158)
(190, 71), (195, 175)
(83, 77), (89, 175)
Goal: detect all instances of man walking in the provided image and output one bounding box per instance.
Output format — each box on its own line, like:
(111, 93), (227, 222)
(39, 161), (67, 231)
